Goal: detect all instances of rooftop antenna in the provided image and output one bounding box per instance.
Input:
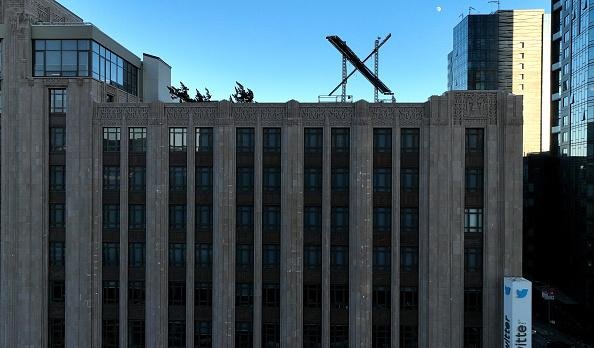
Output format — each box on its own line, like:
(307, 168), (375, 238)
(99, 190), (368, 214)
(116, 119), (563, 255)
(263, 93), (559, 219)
(374, 37), (380, 103)
(488, 0), (501, 11)
(323, 34), (394, 102)
(468, 6), (476, 15)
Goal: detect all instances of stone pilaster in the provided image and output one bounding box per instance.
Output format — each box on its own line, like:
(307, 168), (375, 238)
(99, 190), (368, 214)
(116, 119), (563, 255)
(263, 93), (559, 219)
(212, 101), (236, 347)
(145, 102), (168, 348)
(280, 101), (304, 347)
(348, 101), (373, 347)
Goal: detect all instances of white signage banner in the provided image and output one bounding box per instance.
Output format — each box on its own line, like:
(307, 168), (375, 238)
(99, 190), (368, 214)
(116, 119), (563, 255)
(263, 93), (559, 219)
(503, 277), (532, 348)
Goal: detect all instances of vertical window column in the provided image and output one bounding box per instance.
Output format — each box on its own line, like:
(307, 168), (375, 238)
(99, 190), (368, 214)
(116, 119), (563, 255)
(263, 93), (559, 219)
(168, 127), (188, 347)
(463, 128), (485, 347)
(102, 126), (121, 348)
(48, 89), (67, 348)
(128, 127), (146, 348)
(195, 127), (214, 347)
(372, 128), (392, 348)
(399, 128), (419, 348)
(329, 128), (349, 347)
(236, 128), (255, 347)
(303, 128), (323, 347)
(262, 128), (281, 347)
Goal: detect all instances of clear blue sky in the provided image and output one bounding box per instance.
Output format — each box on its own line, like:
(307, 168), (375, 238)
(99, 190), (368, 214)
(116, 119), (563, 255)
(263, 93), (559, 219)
(58, 0), (548, 102)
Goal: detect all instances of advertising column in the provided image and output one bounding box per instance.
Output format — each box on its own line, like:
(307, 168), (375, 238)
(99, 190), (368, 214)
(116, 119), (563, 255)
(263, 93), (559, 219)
(503, 277), (532, 348)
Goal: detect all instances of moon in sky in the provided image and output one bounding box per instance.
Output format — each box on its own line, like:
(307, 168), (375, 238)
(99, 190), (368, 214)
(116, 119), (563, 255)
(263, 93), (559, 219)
(436, 6), (442, 12)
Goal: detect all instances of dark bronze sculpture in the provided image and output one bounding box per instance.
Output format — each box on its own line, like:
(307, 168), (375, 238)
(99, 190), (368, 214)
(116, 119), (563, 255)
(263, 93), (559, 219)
(167, 82), (212, 103)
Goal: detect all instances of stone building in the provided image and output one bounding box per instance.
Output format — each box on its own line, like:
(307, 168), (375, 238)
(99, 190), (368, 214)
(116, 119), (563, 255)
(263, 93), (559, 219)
(0, 1), (524, 348)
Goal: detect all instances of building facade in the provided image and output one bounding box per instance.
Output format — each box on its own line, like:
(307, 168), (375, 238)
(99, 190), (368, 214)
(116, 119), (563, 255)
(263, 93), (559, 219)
(448, 10), (551, 155)
(1, 1), (525, 348)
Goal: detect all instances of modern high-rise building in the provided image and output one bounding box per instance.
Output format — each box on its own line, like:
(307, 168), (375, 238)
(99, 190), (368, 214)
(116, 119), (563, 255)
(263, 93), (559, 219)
(520, 0), (594, 343)
(1, 1), (525, 348)
(448, 9), (551, 155)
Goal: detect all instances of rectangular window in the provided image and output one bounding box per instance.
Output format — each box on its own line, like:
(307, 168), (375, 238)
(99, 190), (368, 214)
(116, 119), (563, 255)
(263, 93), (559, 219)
(196, 128), (213, 153)
(464, 288), (483, 312)
(103, 166), (120, 192)
(263, 244), (280, 268)
(330, 285), (349, 309)
(464, 247), (482, 273)
(373, 285), (391, 309)
(236, 206), (254, 229)
(464, 327), (482, 348)
(331, 168), (349, 192)
(401, 208), (418, 234)
(304, 246), (321, 270)
(129, 242), (145, 267)
(402, 325), (421, 347)
(304, 324), (321, 346)
(401, 168), (419, 192)
(49, 89), (67, 113)
(128, 320), (145, 348)
(236, 244), (253, 268)
(237, 167), (254, 193)
(49, 241), (65, 266)
(236, 282), (253, 307)
(331, 207), (349, 233)
(129, 281), (145, 305)
(304, 128), (323, 153)
(331, 246), (348, 270)
(263, 167), (281, 192)
(373, 207), (391, 234)
(49, 127), (66, 152)
(102, 320), (119, 348)
(49, 203), (65, 228)
(195, 321), (212, 348)
(195, 282), (212, 306)
(263, 283), (280, 307)
(465, 168), (483, 193)
(49, 165), (65, 192)
(49, 280), (65, 303)
(168, 281), (186, 305)
(129, 204), (146, 229)
(373, 325), (391, 348)
(263, 206), (281, 233)
(103, 127), (121, 152)
(102, 204), (119, 230)
(103, 280), (119, 304)
(304, 168), (322, 192)
(263, 128), (281, 153)
(169, 167), (187, 192)
(330, 325), (348, 346)
(195, 243), (213, 268)
(49, 319), (65, 348)
(332, 128), (350, 153)
(374, 128), (392, 153)
(236, 128), (254, 153)
(169, 243), (186, 267)
(236, 322), (253, 347)
(400, 287), (418, 310)
(102, 243), (119, 266)
(129, 127), (146, 153)
(374, 168), (391, 192)
(304, 284), (322, 308)
(196, 166), (213, 192)
(464, 208), (483, 233)
(373, 247), (391, 272)
(263, 324), (280, 347)
(304, 206), (322, 232)
(465, 128), (484, 153)
(401, 128), (420, 152)
(168, 321), (185, 347)
(169, 128), (187, 152)
(401, 247), (418, 272)
(196, 205), (213, 230)
(129, 167), (146, 192)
